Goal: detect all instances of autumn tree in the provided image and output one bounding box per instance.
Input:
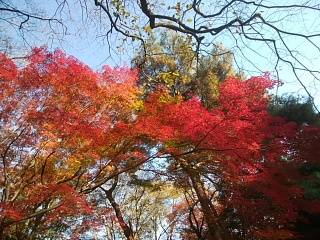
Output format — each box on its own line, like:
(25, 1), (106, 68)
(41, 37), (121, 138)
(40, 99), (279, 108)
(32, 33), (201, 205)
(76, 174), (183, 240)
(209, 96), (320, 240)
(0, 48), (153, 239)
(2, 47), (320, 240)
(127, 77), (281, 239)
(129, 74), (320, 240)
(268, 96), (320, 239)
(133, 32), (240, 108)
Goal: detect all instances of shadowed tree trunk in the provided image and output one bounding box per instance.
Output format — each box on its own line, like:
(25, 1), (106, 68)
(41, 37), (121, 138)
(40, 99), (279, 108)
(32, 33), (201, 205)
(101, 176), (135, 240)
(182, 164), (228, 240)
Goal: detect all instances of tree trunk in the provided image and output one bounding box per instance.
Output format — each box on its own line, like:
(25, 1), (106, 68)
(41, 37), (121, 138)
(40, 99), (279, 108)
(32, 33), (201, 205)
(105, 191), (135, 240)
(185, 168), (225, 240)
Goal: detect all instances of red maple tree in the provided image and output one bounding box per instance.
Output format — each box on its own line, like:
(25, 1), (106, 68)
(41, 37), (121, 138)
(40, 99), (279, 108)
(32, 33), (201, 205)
(1, 49), (319, 239)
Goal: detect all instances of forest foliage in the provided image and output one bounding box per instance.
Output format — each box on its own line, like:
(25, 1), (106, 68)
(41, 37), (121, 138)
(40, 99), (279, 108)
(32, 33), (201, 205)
(0, 40), (320, 240)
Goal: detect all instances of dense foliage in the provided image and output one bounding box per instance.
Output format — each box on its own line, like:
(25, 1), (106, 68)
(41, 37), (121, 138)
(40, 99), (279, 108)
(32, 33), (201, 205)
(1, 48), (320, 240)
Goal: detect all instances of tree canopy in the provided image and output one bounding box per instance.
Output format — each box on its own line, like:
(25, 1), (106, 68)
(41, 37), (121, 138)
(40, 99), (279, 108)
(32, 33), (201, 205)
(1, 48), (320, 239)
(1, 2), (320, 238)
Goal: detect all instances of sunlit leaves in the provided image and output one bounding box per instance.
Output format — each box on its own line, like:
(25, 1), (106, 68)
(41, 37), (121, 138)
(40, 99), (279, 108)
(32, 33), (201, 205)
(0, 48), (142, 237)
(1, 47), (320, 239)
